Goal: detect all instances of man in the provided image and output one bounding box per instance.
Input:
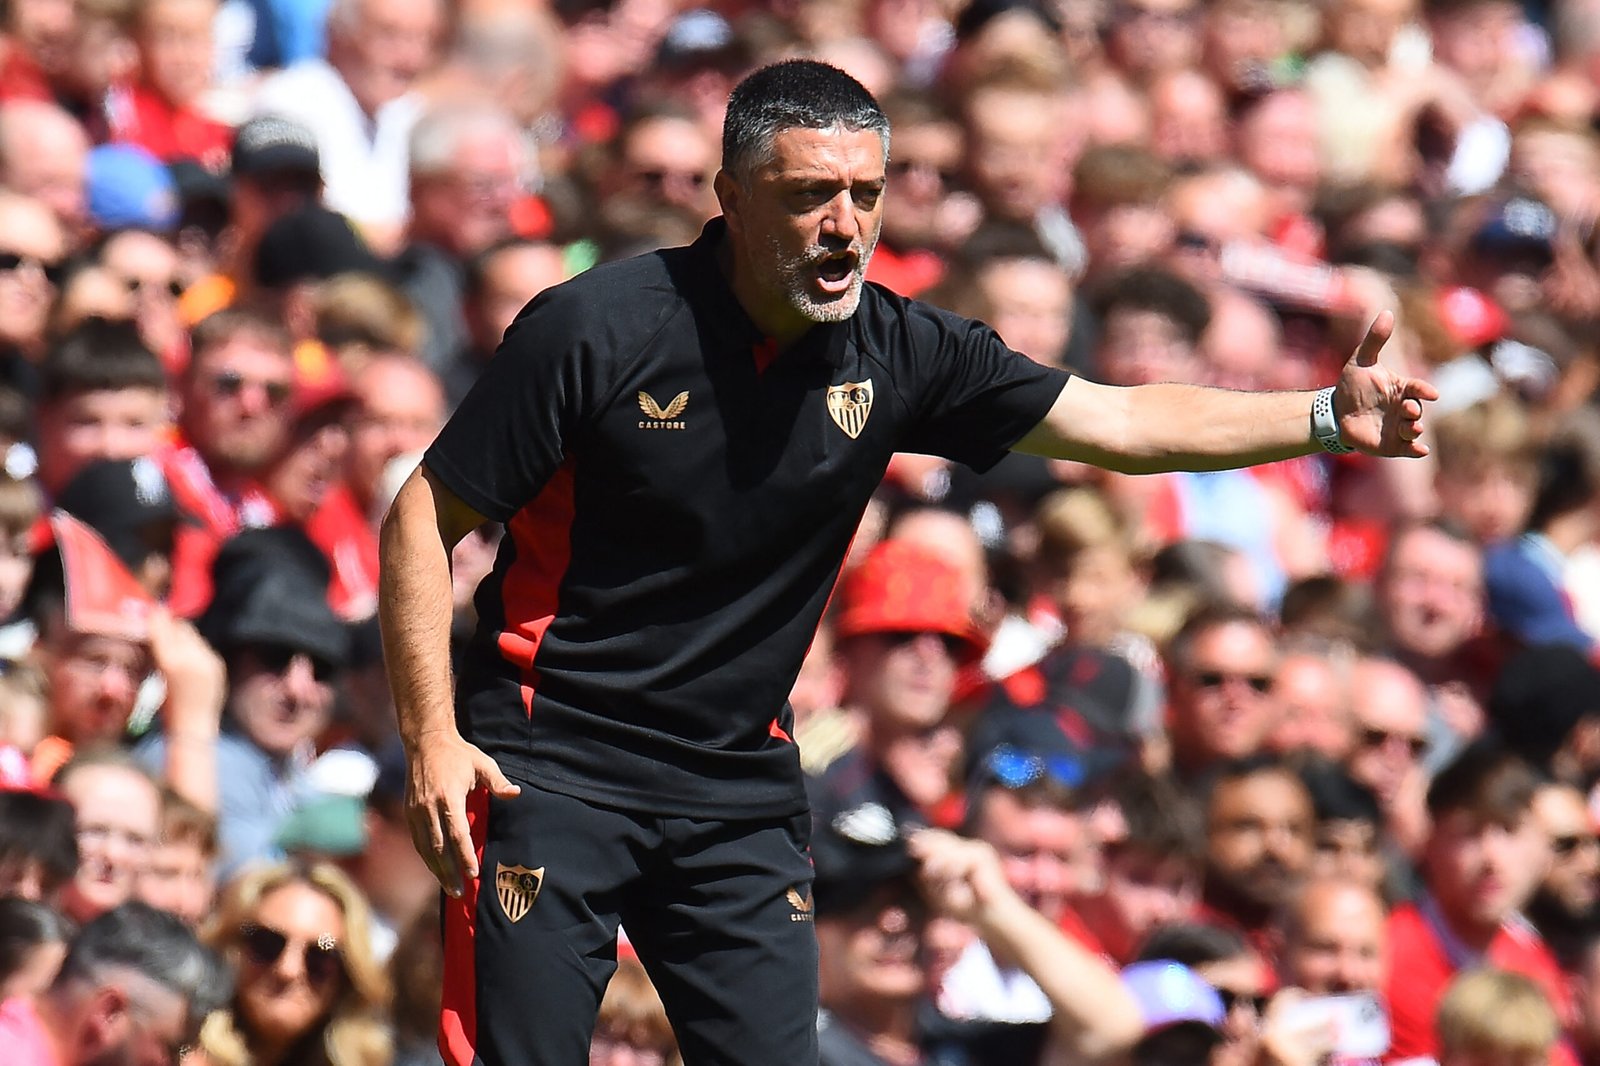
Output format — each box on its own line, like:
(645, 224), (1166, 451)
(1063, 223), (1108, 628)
(379, 60), (1433, 1065)
(0, 100), (88, 238)
(1278, 876), (1387, 995)
(0, 191), (68, 367)
(0, 901), (225, 1065)
(53, 751), (162, 923)
(0, 789), (78, 902)
(1344, 656), (1432, 854)
(1384, 744), (1566, 1061)
(591, 104), (720, 260)
(1201, 756), (1315, 964)
(1164, 605), (1283, 780)
(1375, 519), (1490, 708)
(446, 237), (567, 406)
(1526, 779), (1599, 957)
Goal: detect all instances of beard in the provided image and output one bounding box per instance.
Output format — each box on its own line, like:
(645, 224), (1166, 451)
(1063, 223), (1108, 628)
(760, 229), (880, 324)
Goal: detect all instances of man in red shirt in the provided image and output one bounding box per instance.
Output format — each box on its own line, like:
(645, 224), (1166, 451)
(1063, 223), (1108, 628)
(1384, 744), (1568, 1062)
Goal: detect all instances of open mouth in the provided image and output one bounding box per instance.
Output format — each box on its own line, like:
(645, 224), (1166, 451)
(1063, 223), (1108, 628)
(814, 252), (858, 294)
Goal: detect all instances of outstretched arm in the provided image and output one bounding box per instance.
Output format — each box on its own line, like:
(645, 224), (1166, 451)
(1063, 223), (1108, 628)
(1012, 312), (1438, 474)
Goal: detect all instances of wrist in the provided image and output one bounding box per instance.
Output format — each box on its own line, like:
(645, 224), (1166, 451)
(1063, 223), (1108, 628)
(1310, 386), (1353, 454)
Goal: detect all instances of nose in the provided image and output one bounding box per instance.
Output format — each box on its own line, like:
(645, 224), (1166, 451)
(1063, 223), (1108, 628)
(822, 193), (861, 243)
(284, 654), (323, 703)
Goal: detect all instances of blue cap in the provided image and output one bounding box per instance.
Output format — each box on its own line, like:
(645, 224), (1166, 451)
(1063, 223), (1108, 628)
(87, 143), (179, 232)
(1122, 961), (1226, 1032)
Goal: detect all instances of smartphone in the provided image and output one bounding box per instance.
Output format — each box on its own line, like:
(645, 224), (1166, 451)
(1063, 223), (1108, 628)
(1280, 991), (1390, 1059)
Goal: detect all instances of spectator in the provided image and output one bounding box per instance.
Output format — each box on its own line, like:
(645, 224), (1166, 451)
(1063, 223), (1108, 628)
(1277, 876), (1388, 995)
(447, 237), (567, 406)
(0, 789), (77, 902)
(1344, 656), (1432, 854)
(252, 0), (447, 242)
(1266, 645), (1355, 760)
(388, 906), (443, 1066)
(1375, 519), (1489, 699)
(136, 786), (217, 927)
(0, 102), (88, 238)
(590, 956), (682, 1066)
(53, 750), (162, 923)
(0, 901), (227, 1066)
(1200, 755), (1315, 963)
(112, 0), (230, 167)
(1384, 744), (1567, 1061)
(1297, 757), (1389, 895)
(589, 104), (719, 262)
(1490, 643), (1600, 787)
(0, 897), (72, 998)
(94, 227), (189, 370)
(1525, 779), (1598, 958)
(1164, 605), (1282, 780)
(1135, 922), (1274, 1066)
(866, 91), (965, 297)
(199, 861), (391, 1066)
(343, 354), (443, 523)
(56, 458), (186, 601)
(0, 192), (68, 367)
(1431, 396), (1538, 545)
(1435, 967), (1560, 1066)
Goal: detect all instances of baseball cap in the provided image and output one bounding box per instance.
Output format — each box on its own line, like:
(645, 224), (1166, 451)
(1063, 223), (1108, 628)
(655, 9), (744, 72)
(1122, 961), (1226, 1032)
(254, 202), (384, 289)
(1470, 196), (1557, 265)
(232, 114), (321, 178)
(87, 144), (179, 232)
(199, 527), (349, 669)
(810, 801), (920, 918)
(55, 457), (183, 572)
(832, 539), (987, 659)
(964, 703), (1133, 796)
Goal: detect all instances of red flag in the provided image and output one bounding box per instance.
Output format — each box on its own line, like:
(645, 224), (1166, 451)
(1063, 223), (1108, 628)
(48, 510), (155, 642)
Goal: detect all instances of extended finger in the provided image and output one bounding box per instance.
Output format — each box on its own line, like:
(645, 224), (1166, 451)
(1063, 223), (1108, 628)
(1403, 377), (1441, 402)
(442, 796), (479, 889)
(410, 808), (456, 894)
(1354, 310), (1394, 367)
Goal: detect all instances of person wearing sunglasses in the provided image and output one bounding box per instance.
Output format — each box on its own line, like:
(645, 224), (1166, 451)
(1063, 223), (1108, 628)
(1165, 604), (1284, 782)
(199, 861), (390, 1066)
(0, 191), (68, 365)
(1344, 656), (1432, 856)
(1525, 780), (1600, 957)
(0, 901), (226, 1066)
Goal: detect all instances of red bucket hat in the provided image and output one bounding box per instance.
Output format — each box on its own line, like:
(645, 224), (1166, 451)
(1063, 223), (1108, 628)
(833, 539), (987, 658)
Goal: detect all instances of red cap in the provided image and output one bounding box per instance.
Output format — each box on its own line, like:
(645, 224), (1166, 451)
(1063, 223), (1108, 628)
(1437, 286), (1509, 349)
(833, 539), (987, 658)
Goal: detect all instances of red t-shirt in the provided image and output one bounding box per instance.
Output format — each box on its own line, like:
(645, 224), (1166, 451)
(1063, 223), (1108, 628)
(107, 82), (231, 168)
(1383, 901), (1571, 1063)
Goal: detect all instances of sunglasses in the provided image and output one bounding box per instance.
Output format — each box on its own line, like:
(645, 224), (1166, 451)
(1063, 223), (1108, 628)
(1358, 727), (1428, 758)
(0, 251), (65, 285)
(239, 923), (344, 985)
(981, 744), (1087, 792)
(1552, 833), (1598, 857)
(878, 630), (969, 658)
(1215, 988), (1271, 1015)
(121, 274), (186, 299)
(251, 643), (339, 683)
(207, 369), (293, 406)
(1190, 670), (1272, 694)
(635, 168), (707, 190)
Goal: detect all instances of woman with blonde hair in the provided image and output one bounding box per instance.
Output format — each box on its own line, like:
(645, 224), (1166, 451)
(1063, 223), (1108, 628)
(196, 860), (392, 1066)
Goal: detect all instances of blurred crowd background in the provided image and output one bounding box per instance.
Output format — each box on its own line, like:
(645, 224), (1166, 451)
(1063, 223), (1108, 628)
(0, 0), (1595, 1063)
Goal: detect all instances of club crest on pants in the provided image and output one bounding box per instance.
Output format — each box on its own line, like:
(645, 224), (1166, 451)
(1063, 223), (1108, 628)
(826, 380), (874, 439)
(496, 862), (545, 923)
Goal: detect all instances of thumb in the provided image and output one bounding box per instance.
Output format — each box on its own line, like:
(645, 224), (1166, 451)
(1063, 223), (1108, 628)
(1352, 310), (1394, 368)
(476, 754), (521, 798)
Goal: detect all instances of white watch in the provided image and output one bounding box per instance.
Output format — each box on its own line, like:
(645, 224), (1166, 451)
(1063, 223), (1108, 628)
(1311, 386), (1353, 454)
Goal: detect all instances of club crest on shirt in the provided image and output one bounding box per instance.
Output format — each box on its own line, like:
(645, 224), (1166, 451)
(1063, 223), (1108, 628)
(826, 379), (873, 439)
(495, 862), (545, 923)
(638, 390), (688, 429)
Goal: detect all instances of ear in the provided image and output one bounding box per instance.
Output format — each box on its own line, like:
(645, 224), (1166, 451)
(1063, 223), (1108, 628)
(714, 170), (742, 234)
(83, 984), (132, 1053)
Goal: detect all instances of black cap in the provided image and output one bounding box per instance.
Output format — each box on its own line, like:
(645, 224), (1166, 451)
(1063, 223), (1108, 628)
(810, 802), (919, 918)
(1490, 643), (1600, 766)
(232, 114), (321, 178)
(55, 457), (182, 571)
(200, 527), (349, 670)
(254, 202), (383, 289)
(964, 703), (1133, 797)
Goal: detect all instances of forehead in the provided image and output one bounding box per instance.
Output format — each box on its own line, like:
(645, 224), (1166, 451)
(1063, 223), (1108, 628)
(1214, 771), (1309, 815)
(759, 126), (886, 181)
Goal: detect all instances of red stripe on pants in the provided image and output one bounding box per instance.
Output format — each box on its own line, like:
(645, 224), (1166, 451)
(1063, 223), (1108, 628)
(440, 786), (489, 1065)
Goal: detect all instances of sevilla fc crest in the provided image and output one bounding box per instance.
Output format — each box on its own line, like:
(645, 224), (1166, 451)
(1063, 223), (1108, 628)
(826, 379), (874, 439)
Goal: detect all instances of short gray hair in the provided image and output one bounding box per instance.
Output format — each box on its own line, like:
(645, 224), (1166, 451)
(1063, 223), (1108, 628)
(54, 902), (232, 1029)
(408, 102), (528, 179)
(722, 59), (889, 181)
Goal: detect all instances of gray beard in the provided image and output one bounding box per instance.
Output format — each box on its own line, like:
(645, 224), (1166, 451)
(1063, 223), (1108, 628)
(761, 233), (878, 324)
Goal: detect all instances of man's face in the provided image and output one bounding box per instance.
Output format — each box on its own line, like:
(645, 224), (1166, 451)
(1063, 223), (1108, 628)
(41, 628), (149, 747)
(36, 387), (171, 495)
(229, 646), (336, 758)
(1099, 848), (1200, 960)
(1107, 0), (1202, 80)
(1098, 307), (1202, 386)
(881, 118), (962, 248)
(616, 116), (717, 216)
(182, 334), (295, 473)
(1283, 882), (1387, 994)
(978, 256), (1073, 367)
(1206, 771), (1313, 913)
(1379, 527), (1483, 660)
(83, 977), (192, 1066)
(137, 838), (215, 927)
(263, 416), (347, 522)
(720, 125), (886, 336)
(963, 89), (1065, 223)
(1266, 654), (1352, 760)
(975, 788), (1090, 923)
(139, 0), (215, 106)
(0, 197), (65, 349)
(1532, 784), (1599, 917)
(60, 765), (160, 921)
(1, 113), (86, 233)
(1169, 621), (1280, 769)
(816, 889), (927, 1008)
(1310, 818), (1385, 891)
(838, 631), (959, 733)
(1426, 808), (1548, 932)
(346, 357), (444, 506)
(411, 130), (521, 258)
(333, 0), (442, 114)
(99, 230), (186, 360)
(468, 243), (566, 353)
(1346, 660), (1429, 806)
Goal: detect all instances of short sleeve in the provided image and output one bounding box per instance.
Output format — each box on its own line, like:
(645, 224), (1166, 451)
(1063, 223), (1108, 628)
(424, 289), (606, 522)
(894, 305), (1070, 472)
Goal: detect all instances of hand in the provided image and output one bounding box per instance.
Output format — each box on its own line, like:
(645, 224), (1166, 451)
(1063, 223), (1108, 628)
(404, 731), (521, 898)
(908, 829), (1014, 924)
(147, 606), (226, 731)
(1256, 989), (1337, 1066)
(1333, 311), (1440, 457)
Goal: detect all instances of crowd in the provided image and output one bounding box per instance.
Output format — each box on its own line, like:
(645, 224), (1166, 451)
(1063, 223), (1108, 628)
(0, 0), (1590, 1063)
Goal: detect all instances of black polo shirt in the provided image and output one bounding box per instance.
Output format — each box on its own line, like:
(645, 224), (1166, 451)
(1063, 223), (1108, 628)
(424, 219), (1070, 819)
